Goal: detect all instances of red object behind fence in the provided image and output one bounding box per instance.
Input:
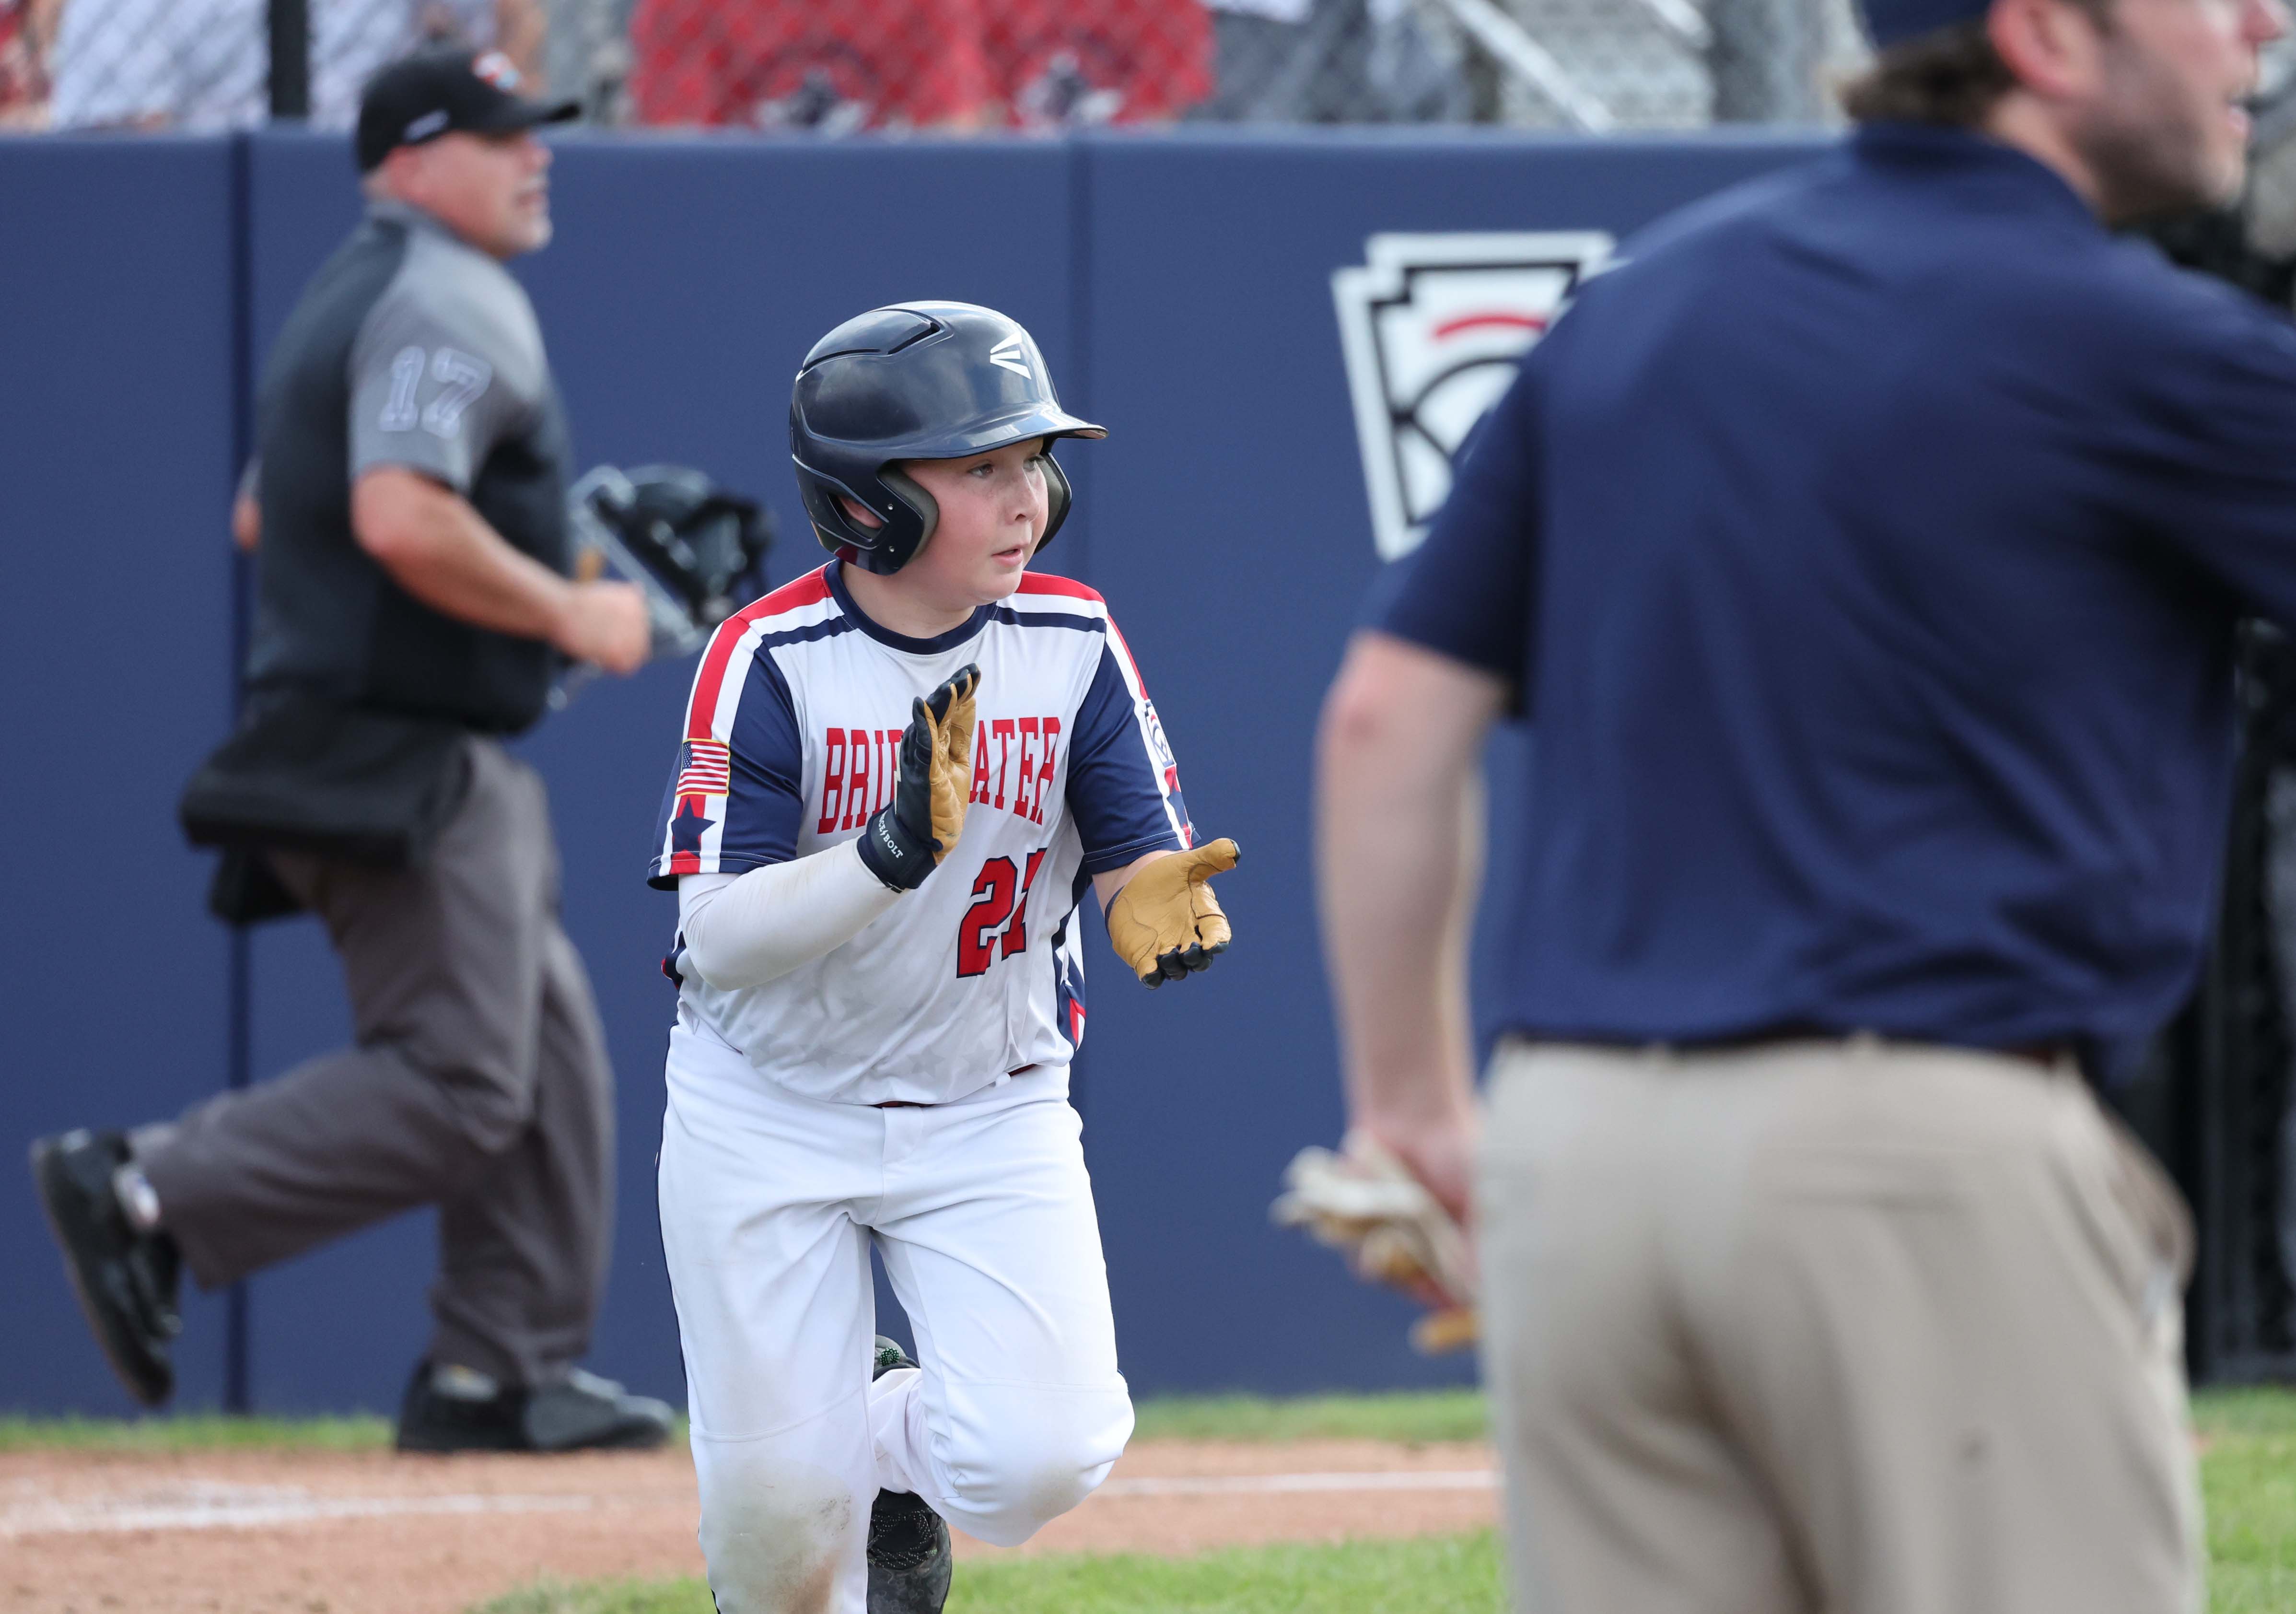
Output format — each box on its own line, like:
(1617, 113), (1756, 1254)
(628, 0), (1210, 132)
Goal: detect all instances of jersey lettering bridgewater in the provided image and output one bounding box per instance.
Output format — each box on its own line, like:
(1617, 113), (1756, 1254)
(816, 717), (1061, 833)
(816, 727), (899, 833)
(972, 717), (1060, 821)
(650, 565), (1189, 1105)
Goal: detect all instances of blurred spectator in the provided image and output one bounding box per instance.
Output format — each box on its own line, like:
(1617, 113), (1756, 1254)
(628, 0), (992, 130)
(1196, 0), (1464, 123)
(626, 0), (1209, 132)
(43, 0), (541, 131)
(0, 0), (59, 127)
(314, 0), (545, 125)
(987, 0), (1211, 128)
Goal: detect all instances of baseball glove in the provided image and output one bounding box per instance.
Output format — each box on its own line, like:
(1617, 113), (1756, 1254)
(1271, 1132), (1478, 1354)
(1105, 839), (1239, 987)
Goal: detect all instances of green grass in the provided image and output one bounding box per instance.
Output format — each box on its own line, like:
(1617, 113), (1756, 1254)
(0, 1411), (394, 1453)
(470, 1582), (714, 1614)
(2196, 1388), (2296, 1612)
(471, 1532), (1508, 1614)
(1129, 1388), (1488, 1445)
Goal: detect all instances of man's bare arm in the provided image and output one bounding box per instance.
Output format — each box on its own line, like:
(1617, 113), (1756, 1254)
(351, 466), (649, 673)
(1315, 630), (1505, 1222)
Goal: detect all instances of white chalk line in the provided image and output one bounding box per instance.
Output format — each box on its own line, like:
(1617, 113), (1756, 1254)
(1101, 1470), (1499, 1498)
(0, 1484), (596, 1538)
(1, 1470), (1502, 1537)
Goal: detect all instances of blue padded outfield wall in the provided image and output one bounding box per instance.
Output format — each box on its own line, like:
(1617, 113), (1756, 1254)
(2, 127), (1827, 1415)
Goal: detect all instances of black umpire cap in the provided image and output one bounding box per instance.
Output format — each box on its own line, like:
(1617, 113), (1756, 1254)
(357, 48), (579, 173)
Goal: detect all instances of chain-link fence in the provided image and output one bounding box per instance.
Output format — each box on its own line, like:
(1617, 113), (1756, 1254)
(0, 0), (1876, 133)
(0, 0), (602, 130)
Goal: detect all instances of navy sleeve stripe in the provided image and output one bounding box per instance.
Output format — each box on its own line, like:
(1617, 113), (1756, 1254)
(987, 607), (1106, 634)
(1065, 640), (1187, 867)
(754, 616), (859, 654)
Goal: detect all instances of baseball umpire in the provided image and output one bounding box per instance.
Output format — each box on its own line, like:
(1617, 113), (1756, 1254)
(30, 48), (673, 1452)
(1318, 0), (2284, 1605)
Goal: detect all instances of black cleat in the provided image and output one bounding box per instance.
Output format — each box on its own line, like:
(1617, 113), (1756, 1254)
(395, 1360), (676, 1453)
(29, 1129), (180, 1408)
(867, 1336), (952, 1614)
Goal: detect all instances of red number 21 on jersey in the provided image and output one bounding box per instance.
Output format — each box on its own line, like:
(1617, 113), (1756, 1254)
(957, 849), (1049, 978)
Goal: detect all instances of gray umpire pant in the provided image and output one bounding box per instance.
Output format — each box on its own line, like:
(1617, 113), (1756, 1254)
(131, 737), (615, 1389)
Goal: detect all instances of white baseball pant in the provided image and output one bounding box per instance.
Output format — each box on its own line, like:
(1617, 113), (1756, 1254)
(658, 1020), (1134, 1614)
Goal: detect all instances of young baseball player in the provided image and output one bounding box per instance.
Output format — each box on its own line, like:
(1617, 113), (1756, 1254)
(648, 301), (1238, 1614)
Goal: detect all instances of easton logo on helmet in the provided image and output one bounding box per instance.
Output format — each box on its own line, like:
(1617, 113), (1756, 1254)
(988, 336), (1035, 379)
(1332, 232), (1613, 561)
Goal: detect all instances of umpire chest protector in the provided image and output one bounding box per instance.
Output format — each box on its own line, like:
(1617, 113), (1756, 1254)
(246, 200), (573, 734)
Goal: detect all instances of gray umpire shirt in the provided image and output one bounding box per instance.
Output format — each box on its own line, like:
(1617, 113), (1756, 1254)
(245, 198), (573, 733)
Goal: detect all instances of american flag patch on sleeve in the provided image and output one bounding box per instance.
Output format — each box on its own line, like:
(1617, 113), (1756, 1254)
(675, 739), (732, 799)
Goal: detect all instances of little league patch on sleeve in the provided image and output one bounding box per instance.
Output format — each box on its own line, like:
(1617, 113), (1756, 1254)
(1332, 231), (1614, 561)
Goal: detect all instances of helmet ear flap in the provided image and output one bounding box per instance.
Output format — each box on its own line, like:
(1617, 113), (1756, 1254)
(794, 462), (879, 554)
(795, 457), (934, 575)
(1037, 450), (1073, 552)
(877, 466), (940, 574)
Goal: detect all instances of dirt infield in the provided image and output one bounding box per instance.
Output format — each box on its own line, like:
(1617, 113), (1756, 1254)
(0, 1437), (1500, 1614)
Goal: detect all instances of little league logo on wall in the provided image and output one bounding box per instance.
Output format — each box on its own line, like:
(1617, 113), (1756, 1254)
(1332, 232), (1614, 561)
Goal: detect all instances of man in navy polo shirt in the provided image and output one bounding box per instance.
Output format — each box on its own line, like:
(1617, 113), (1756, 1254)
(1317, 0), (2288, 1605)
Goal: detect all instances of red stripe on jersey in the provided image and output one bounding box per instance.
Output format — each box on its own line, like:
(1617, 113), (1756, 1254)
(1016, 571), (1104, 604)
(1105, 617), (1148, 693)
(1104, 617), (1190, 847)
(681, 566), (833, 742)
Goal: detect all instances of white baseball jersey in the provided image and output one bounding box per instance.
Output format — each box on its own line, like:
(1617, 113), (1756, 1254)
(648, 561), (1193, 1105)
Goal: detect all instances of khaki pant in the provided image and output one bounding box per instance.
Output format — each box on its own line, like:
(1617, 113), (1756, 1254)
(1478, 1038), (2199, 1614)
(133, 737), (615, 1387)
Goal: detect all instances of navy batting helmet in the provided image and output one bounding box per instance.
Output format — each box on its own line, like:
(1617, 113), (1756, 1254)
(790, 301), (1105, 576)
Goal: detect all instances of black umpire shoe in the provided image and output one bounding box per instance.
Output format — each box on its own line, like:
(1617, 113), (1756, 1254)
(868, 1337), (953, 1614)
(29, 1129), (182, 1408)
(395, 1360), (676, 1453)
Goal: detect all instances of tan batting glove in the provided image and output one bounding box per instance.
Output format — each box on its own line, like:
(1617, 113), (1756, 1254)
(1105, 838), (1239, 987)
(927, 664), (978, 863)
(856, 664), (979, 892)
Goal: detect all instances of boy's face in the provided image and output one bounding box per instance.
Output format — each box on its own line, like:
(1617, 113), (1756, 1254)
(845, 437), (1053, 607)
